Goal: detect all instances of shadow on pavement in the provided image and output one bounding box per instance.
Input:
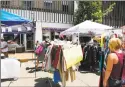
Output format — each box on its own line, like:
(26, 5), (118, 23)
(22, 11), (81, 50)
(28, 69), (42, 73)
(78, 66), (100, 76)
(26, 66), (43, 73)
(34, 77), (61, 87)
(1, 78), (14, 82)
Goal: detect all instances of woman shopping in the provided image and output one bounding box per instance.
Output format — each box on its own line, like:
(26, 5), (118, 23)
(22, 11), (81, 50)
(103, 38), (125, 87)
(35, 39), (51, 71)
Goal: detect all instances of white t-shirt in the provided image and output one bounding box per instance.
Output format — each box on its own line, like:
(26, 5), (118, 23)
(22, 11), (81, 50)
(1, 41), (8, 52)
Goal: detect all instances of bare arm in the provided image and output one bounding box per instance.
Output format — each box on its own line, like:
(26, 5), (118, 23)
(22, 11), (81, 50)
(104, 53), (114, 83)
(1, 42), (8, 49)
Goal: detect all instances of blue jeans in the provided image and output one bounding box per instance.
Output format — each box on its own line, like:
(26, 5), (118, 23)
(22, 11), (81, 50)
(108, 77), (122, 87)
(122, 80), (125, 85)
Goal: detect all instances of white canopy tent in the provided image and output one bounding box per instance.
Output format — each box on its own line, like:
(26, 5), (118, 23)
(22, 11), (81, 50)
(106, 29), (122, 34)
(104, 28), (123, 38)
(60, 20), (114, 44)
(60, 20), (113, 36)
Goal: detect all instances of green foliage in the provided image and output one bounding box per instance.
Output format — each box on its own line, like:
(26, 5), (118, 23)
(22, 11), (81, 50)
(73, 1), (116, 25)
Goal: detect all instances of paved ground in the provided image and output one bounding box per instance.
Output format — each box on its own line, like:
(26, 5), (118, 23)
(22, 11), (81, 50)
(1, 53), (100, 87)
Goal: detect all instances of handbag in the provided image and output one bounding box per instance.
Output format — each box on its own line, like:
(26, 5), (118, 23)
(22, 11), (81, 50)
(108, 54), (125, 87)
(35, 45), (43, 55)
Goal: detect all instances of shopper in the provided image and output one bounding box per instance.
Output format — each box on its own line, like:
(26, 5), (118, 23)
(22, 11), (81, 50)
(35, 39), (50, 71)
(103, 38), (125, 87)
(0, 37), (8, 57)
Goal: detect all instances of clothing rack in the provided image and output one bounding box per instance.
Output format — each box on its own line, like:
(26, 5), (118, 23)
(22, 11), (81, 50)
(43, 43), (65, 87)
(45, 42), (80, 87)
(80, 43), (101, 72)
(45, 42), (68, 87)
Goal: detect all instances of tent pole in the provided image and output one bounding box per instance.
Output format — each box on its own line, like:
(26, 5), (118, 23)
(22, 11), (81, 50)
(33, 22), (36, 78)
(31, 12), (36, 78)
(20, 34), (21, 45)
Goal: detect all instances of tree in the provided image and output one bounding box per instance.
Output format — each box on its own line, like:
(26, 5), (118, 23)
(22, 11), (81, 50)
(73, 1), (116, 25)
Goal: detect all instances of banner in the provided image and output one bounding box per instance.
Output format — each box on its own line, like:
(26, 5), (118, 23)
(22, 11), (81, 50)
(63, 45), (83, 69)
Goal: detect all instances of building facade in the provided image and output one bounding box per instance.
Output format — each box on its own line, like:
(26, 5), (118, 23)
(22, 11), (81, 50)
(1, 0), (74, 50)
(102, 1), (125, 28)
(1, 0), (74, 24)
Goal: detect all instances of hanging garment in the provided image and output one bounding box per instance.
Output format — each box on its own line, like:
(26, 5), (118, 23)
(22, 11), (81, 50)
(80, 45), (89, 65)
(96, 46), (101, 62)
(99, 51), (102, 72)
(53, 70), (61, 83)
(99, 51), (104, 72)
(53, 45), (62, 68)
(62, 71), (66, 87)
(80, 45), (89, 68)
(45, 45), (53, 71)
(100, 33), (105, 47)
(69, 67), (76, 82)
(80, 43), (101, 71)
(57, 49), (63, 81)
(103, 37), (110, 68)
(61, 55), (67, 87)
(63, 45), (83, 69)
(103, 49), (110, 68)
(90, 46), (96, 71)
(65, 70), (69, 81)
(51, 46), (58, 65)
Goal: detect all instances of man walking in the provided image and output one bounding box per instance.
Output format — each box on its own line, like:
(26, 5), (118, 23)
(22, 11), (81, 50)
(0, 37), (8, 57)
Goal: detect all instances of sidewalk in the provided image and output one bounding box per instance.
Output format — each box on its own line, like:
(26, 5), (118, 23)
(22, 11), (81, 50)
(1, 53), (100, 87)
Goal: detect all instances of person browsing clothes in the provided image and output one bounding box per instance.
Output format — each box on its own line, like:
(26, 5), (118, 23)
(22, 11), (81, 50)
(0, 37), (8, 57)
(103, 38), (125, 87)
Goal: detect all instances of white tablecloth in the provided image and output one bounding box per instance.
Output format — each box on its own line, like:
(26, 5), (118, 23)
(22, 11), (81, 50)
(1, 58), (20, 79)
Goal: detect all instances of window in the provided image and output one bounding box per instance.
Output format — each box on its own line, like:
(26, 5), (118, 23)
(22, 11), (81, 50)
(1, 1), (10, 8)
(62, 1), (69, 12)
(3, 34), (14, 41)
(22, 1), (34, 10)
(62, 1), (68, 5)
(44, 1), (52, 9)
(62, 5), (68, 12)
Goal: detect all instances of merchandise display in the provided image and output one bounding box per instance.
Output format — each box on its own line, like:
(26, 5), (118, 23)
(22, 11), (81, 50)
(1, 58), (21, 79)
(42, 41), (83, 86)
(34, 40), (83, 86)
